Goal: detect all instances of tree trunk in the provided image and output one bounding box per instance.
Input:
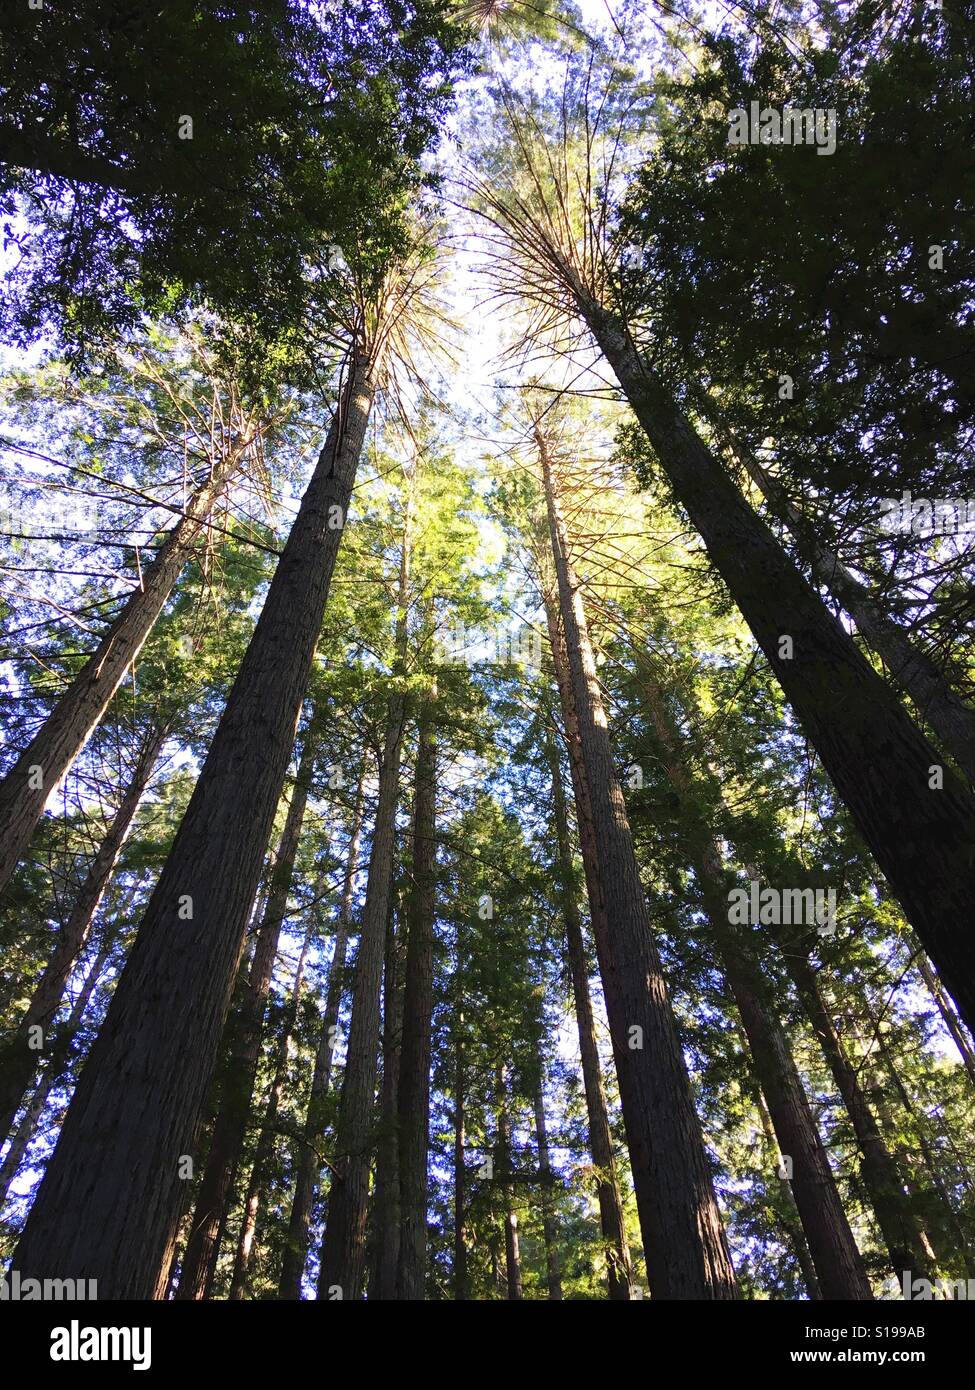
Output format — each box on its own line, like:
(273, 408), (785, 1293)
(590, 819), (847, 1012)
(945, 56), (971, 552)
(278, 770), (366, 1300)
(0, 465), (236, 899)
(727, 424), (975, 787)
(317, 461), (413, 1300)
(854, 1006), (975, 1277)
(396, 700), (438, 1300)
(15, 352), (375, 1299)
(369, 898), (404, 1300)
(780, 944), (938, 1283)
(496, 1066), (523, 1301)
(533, 1057), (563, 1300)
(574, 292), (975, 1036)
(755, 1096), (822, 1300)
(639, 670), (872, 1299)
(0, 720), (167, 1141)
(176, 720), (318, 1299)
(316, 694), (405, 1300)
(543, 724), (632, 1299)
(453, 1007), (468, 1301)
(914, 954), (975, 1087)
(229, 923), (313, 1299)
(538, 428), (738, 1299)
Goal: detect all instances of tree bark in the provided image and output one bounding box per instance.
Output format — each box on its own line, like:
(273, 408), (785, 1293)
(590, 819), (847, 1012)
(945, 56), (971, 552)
(639, 671), (872, 1299)
(0, 465), (236, 900)
(0, 720), (167, 1141)
(543, 724), (632, 1299)
(573, 291), (975, 1037)
(780, 943), (938, 1283)
(15, 352), (374, 1299)
(538, 429), (738, 1299)
(278, 771), (366, 1300)
(317, 459), (413, 1300)
(316, 702), (404, 1299)
(533, 1057), (563, 1300)
(175, 719), (319, 1299)
(396, 700), (438, 1300)
(496, 1066), (523, 1301)
(453, 1004), (468, 1301)
(369, 897), (405, 1300)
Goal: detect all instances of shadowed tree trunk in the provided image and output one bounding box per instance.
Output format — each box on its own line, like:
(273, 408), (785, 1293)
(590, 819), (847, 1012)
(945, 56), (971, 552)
(396, 699), (438, 1300)
(370, 898), (405, 1300)
(453, 950), (467, 1295)
(570, 288), (975, 1036)
(0, 720), (168, 1141)
(229, 923), (313, 1299)
(638, 671), (872, 1299)
(854, 1005), (975, 1278)
(316, 708), (405, 1299)
(755, 1096), (822, 1300)
(538, 427), (738, 1299)
(533, 1056), (563, 1300)
(496, 1066), (523, 1301)
(542, 722), (632, 1299)
(175, 719), (319, 1299)
(0, 463), (238, 899)
(278, 771), (366, 1300)
(15, 350), (376, 1299)
(317, 458), (414, 1300)
(777, 940), (938, 1283)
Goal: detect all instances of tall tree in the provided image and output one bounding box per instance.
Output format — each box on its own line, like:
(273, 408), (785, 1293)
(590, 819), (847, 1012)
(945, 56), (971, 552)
(396, 698), (439, 1299)
(537, 423), (738, 1298)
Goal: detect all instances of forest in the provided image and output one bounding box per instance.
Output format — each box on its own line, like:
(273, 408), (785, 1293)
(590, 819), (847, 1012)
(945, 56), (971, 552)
(0, 0), (973, 1314)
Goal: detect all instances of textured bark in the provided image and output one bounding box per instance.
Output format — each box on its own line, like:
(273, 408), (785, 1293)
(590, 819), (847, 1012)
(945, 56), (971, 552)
(175, 722), (318, 1299)
(370, 899), (405, 1300)
(533, 1059), (563, 1300)
(0, 721), (167, 1141)
(539, 431), (738, 1299)
(316, 705), (404, 1299)
(543, 724), (632, 1299)
(15, 353), (374, 1299)
(0, 465), (235, 899)
(396, 702), (438, 1300)
(573, 292), (975, 1036)
(780, 944), (937, 1283)
(453, 1001), (468, 1300)
(640, 673), (872, 1299)
(278, 772), (366, 1300)
(229, 924), (313, 1299)
(496, 1067), (523, 1301)
(317, 464), (413, 1300)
